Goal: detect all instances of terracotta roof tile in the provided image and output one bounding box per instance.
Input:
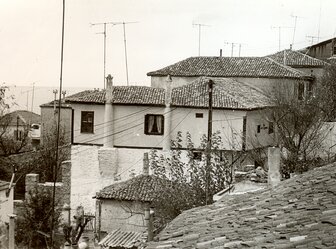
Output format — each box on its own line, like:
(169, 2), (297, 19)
(146, 163), (336, 248)
(267, 49), (328, 67)
(147, 56), (308, 79)
(171, 77), (271, 109)
(53, 78), (271, 110)
(65, 86), (165, 105)
(95, 175), (169, 202)
(99, 229), (143, 248)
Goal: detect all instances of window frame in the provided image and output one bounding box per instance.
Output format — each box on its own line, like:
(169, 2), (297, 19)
(144, 114), (164, 136)
(81, 111), (94, 133)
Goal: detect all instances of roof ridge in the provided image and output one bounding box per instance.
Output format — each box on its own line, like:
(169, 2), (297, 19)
(265, 57), (308, 77)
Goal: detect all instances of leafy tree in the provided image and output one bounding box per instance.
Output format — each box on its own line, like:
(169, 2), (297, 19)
(149, 131), (235, 234)
(16, 186), (62, 248)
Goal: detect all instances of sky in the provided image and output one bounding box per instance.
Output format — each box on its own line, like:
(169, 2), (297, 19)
(1, 0), (336, 91)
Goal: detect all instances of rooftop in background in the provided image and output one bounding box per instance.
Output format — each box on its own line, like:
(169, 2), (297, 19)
(147, 56), (310, 79)
(146, 163), (336, 249)
(267, 49), (328, 68)
(0, 110), (41, 126)
(43, 78), (272, 111)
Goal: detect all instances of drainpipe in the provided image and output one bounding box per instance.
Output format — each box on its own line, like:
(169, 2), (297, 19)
(145, 206), (154, 242)
(163, 75), (172, 151)
(104, 74), (114, 147)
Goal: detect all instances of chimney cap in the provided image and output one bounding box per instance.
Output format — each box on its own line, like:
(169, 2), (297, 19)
(106, 74), (113, 80)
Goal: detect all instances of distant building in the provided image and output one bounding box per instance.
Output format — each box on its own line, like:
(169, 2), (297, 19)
(299, 37), (336, 61)
(0, 110), (41, 151)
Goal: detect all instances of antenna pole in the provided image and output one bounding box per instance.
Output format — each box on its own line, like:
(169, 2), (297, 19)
(193, 23), (209, 56)
(123, 22), (129, 86)
(103, 23), (106, 89)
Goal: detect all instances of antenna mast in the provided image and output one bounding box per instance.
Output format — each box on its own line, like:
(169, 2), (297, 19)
(193, 23), (210, 56)
(91, 21), (121, 89)
(271, 26), (293, 51)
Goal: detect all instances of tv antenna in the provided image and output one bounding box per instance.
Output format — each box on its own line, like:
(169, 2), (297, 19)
(193, 22), (210, 56)
(271, 26), (293, 51)
(91, 21), (121, 89)
(290, 14), (305, 48)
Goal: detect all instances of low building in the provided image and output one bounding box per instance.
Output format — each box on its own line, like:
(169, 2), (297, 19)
(300, 37), (336, 61)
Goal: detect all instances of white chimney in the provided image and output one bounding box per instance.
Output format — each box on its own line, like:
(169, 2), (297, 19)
(104, 74), (114, 147)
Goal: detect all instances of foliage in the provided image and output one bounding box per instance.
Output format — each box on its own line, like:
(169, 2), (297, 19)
(149, 131), (234, 234)
(16, 186), (61, 249)
(268, 79), (328, 177)
(319, 64), (336, 121)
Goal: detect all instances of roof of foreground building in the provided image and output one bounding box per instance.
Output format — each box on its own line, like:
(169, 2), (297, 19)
(146, 163), (336, 249)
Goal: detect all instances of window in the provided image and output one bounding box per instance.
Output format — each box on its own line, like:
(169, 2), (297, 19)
(14, 130), (23, 141)
(195, 113), (203, 118)
(81, 111), (94, 133)
(192, 151), (203, 160)
(298, 82), (305, 100)
(268, 122), (274, 134)
(333, 46), (336, 55)
(144, 114), (164, 135)
(257, 125), (261, 133)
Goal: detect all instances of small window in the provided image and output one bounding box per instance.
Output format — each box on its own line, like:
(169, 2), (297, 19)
(192, 151), (203, 160)
(144, 114), (164, 135)
(81, 111), (94, 133)
(268, 122), (274, 134)
(195, 113), (203, 118)
(333, 46), (336, 55)
(257, 125), (261, 133)
(298, 82), (305, 100)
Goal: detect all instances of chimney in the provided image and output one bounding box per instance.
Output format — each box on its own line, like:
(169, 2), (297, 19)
(220, 49), (222, 57)
(143, 152), (149, 175)
(267, 147), (281, 187)
(104, 74), (114, 147)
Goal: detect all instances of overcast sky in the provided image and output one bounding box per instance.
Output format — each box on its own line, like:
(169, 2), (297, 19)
(1, 0), (336, 89)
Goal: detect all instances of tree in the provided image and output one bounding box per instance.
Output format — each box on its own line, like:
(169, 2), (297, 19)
(267, 79), (329, 177)
(149, 131), (236, 234)
(318, 64), (336, 121)
(16, 186), (62, 248)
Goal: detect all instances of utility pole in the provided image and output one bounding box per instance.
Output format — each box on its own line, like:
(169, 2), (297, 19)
(206, 79), (213, 205)
(193, 23), (210, 56)
(271, 26), (293, 51)
(30, 82), (35, 125)
(51, 0), (65, 245)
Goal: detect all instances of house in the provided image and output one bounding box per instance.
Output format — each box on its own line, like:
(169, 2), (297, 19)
(300, 37), (336, 61)
(39, 74), (275, 217)
(0, 110), (41, 140)
(145, 162), (336, 249)
(146, 56), (314, 97)
(95, 174), (163, 236)
(0, 180), (14, 224)
(266, 49), (328, 82)
(0, 110), (41, 151)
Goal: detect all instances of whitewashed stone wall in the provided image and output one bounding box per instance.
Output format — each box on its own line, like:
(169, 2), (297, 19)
(71, 145), (150, 215)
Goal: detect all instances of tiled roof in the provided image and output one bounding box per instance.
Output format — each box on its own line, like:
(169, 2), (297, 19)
(99, 229), (143, 249)
(64, 86), (165, 106)
(147, 56), (308, 79)
(146, 163), (336, 249)
(171, 77), (272, 110)
(42, 78), (271, 110)
(267, 49), (328, 67)
(95, 175), (169, 202)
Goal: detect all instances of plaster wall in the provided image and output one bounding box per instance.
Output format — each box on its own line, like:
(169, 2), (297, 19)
(0, 185), (14, 223)
(98, 200), (147, 233)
